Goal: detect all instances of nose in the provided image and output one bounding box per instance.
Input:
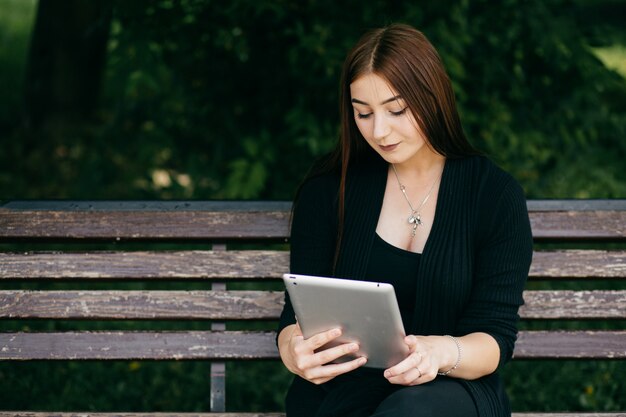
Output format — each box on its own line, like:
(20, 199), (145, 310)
(373, 113), (391, 141)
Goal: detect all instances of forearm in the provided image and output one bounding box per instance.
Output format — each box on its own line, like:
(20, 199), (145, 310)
(434, 332), (499, 380)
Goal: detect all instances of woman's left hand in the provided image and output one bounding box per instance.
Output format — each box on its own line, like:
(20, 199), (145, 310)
(383, 335), (447, 385)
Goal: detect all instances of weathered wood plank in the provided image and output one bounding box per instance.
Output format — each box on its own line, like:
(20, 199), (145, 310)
(1, 201), (625, 241)
(1, 331), (624, 360)
(0, 331), (278, 360)
(1, 250), (624, 280)
(1, 413), (623, 417)
(0, 290), (285, 320)
(530, 250), (626, 279)
(529, 211), (626, 241)
(513, 415), (626, 417)
(527, 199), (626, 211)
(520, 291), (626, 319)
(0, 413), (287, 417)
(0, 210), (290, 241)
(514, 331), (626, 359)
(0, 413), (624, 417)
(513, 414), (626, 417)
(2, 290), (624, 320)
(0, 251), (290, 280)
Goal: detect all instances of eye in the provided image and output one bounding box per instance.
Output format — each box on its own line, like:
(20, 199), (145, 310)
(390, 107), (408, 116)
(356, 112), (372, 119)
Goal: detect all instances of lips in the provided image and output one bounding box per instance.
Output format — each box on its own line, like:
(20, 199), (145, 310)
(379, 143), (399, 152)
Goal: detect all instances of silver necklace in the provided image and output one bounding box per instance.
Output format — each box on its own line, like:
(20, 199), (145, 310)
(391, 164), (443, 237)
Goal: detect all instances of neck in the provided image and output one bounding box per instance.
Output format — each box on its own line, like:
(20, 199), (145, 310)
(392, 149), (445, 183)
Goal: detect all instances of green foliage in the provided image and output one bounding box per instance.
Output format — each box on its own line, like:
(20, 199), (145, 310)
(2, 0), (624, 200)
(0, 360), (224, 412)
(226, 361), (292, 412)
(0, 0), (625, 414)
(0, 0), (37, 129)
(503, 361), (626, 412)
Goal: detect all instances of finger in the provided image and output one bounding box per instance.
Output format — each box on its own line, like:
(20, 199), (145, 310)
(404, 335), (418, 349)
(384, 351), (423, 379)
(289, 328), (304, 346)
(312, 342), (360, 366)
(304, 356), (367, 381)
(305, 327), (343, 350)
(386, 366), (422, 386)
(287, 323), (304, 347)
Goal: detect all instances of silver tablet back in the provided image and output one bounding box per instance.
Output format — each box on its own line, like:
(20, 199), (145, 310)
(283, 273), (408, 369)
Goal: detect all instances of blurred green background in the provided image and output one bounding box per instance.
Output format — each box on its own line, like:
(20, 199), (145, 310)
(0, 0), (625, 413)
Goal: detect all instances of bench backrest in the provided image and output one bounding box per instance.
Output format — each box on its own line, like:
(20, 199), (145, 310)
(1, 200), (625, 413)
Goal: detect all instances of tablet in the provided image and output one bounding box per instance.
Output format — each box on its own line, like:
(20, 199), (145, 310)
(282, 273), (409, 369)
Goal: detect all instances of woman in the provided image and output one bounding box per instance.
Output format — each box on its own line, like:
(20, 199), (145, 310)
(277, 23), (533, 417)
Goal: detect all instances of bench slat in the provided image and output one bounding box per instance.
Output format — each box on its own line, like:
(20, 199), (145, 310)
(1, 250), (624, 279)
(530, 211), (626, 241)
(0, 210), (290, 241)
(1, 331), (624, 360)
(2, 204), (625, 241)
(514, 415), (626, 417)
(1, 413), (624, 417)
(0, 331), (278, 360)
(0, 411), (626, 417)
(530, 250), (626, 279)
(515, 331), (626, 359)
(0, 413), (287, 417)
(527, 199), (626, 211)
(0, 251), (290, 280)
(520, 290), (626, 319)
(1, 290), (625, 320)
(0, 290), (285, 320)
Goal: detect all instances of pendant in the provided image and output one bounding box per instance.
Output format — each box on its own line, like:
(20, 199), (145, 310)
(408, 213), (422, 226)
(408, 212), (422, 238)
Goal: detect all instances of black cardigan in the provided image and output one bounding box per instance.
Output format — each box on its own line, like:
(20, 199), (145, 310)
(279, 154), (533, 417)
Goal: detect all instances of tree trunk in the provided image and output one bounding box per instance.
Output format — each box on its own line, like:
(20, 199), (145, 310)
(23, 0), (112, 129)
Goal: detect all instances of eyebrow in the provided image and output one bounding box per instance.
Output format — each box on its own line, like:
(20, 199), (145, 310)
(351, 95), (403, 106)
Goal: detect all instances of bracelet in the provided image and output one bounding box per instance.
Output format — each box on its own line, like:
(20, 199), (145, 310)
(437, 335), (461, 376)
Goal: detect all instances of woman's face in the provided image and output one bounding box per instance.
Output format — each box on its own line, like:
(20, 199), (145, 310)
(350, 73), (431, 167)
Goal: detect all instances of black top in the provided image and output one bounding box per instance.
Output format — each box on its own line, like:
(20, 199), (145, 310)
(364, 233), (420, 333)
(279, 154), (533, 417)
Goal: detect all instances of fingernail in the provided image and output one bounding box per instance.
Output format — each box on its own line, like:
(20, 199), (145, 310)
(350, 343), (359, 351)
(359, 357), (367, 365)
(331, 328), (341, 337)
(384, 370), (391, 378)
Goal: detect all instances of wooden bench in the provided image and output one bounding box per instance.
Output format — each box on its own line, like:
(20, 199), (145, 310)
(1, 199), (625, 417)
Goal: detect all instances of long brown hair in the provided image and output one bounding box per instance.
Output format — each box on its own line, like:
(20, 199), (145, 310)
(299, 23), (479, 273)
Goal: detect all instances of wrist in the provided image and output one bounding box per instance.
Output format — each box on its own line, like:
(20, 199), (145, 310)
(437, 335), (461, 376)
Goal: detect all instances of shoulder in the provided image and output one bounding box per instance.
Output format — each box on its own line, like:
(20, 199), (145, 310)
(449, 155), (524, 201)
(451, 156), (530, 242)
(451, 155), (514, 184)
(446, 156), (528, 227)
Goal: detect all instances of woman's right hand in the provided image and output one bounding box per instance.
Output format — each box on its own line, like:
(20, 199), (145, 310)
(277, 323), (368, 385)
